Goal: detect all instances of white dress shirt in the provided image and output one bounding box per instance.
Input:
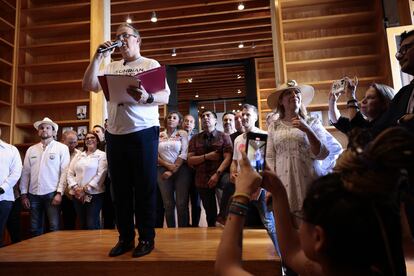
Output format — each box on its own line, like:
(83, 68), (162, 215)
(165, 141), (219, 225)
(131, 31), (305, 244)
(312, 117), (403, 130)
(0, 140), (22, 201)
(20, 140), (70, 196)
(67, 149), (107, 194)
(60, 148), (81, 195)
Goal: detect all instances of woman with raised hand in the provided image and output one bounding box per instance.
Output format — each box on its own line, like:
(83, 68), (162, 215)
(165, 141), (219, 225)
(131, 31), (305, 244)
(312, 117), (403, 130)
(328, 77), (395, 135)
(67, 131), (107, 229)
(157, 111), (190, 227)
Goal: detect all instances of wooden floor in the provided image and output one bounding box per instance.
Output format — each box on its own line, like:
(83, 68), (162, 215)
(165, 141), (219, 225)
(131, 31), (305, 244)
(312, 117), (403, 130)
(0, 228), (280, 276)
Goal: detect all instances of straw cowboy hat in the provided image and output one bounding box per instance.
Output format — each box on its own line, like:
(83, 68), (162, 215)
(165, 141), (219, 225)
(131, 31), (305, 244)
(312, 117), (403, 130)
(267, 80), (314, 110)
(33, 117), (59, 131)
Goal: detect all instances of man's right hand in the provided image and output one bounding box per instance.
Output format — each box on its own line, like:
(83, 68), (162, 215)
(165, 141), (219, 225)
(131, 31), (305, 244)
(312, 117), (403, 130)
(95, 41), (114, 59)
(21, 194), (30, 209)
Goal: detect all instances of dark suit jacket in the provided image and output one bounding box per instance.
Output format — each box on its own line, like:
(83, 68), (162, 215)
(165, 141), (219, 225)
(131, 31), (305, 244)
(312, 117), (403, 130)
(372, 81), (414, 136)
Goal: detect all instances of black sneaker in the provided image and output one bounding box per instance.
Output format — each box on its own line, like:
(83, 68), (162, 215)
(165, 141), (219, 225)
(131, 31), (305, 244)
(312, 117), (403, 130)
(132, 240), (154, 258)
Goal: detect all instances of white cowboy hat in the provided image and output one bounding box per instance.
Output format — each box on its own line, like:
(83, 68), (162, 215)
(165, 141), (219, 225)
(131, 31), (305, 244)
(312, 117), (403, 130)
(267, 80), (314, 110)
(33, 117), (59, 131)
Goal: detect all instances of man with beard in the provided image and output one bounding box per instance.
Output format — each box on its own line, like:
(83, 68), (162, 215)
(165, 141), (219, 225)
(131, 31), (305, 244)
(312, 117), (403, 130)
(222, 112), (236, 135)
(20, 117), (70, 236)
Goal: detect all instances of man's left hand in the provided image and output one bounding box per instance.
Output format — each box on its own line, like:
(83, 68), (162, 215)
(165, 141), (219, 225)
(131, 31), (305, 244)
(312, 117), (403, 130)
(127, 85), (149, 104)
(52, 193), (62, 206)
(207, 173), (219, 188)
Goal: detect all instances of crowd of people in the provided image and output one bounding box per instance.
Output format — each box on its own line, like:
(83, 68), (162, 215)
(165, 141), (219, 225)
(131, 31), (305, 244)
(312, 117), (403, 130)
(1, 22), (414, 276)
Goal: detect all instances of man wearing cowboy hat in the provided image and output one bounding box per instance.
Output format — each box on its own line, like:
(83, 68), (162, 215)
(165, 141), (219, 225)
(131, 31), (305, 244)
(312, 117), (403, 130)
(20, 117), (70, 237)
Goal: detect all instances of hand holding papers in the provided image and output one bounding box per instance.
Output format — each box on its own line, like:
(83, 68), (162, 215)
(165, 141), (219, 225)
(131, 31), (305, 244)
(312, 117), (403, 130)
(98, 65), (166, 104)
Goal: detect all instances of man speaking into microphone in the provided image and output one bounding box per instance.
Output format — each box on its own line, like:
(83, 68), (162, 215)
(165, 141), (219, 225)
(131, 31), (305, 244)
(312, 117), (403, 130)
(82, 23), (170, 258)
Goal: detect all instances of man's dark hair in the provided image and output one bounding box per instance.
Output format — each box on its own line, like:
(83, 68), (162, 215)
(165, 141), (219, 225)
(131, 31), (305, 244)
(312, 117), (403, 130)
(222, 111), (235, 120)
(400, 29), (414, 44)
(200, 110), (217, 119)
(93, 125), (105, 132)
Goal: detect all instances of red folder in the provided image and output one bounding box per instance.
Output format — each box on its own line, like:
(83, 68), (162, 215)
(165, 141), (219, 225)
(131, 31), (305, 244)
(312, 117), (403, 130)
(135, 65), (166, 93)
(98, 65), (166, 103)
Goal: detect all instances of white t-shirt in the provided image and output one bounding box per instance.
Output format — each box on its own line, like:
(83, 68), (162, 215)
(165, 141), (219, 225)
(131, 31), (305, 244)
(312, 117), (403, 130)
(101, 57), (171, 135)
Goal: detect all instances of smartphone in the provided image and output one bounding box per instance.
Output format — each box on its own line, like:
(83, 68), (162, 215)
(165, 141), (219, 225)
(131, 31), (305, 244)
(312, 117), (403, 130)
(331, 78), (346, 95)
(245, 132), (268, 173)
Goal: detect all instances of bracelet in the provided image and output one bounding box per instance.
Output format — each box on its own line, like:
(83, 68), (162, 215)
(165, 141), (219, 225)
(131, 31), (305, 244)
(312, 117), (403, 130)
(229, 201), (249, 217)
(347, 99), (358, 104)
(232, 192), (251, 201)
(231, 201), (249, 210)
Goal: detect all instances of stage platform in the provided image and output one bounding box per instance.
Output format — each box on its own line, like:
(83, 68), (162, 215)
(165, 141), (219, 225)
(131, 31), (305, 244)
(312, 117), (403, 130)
(0, 228), (280, 276)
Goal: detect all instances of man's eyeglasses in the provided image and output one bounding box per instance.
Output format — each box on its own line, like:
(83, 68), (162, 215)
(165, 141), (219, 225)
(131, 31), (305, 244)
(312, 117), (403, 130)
(396, 42), (414, 58)
(116, 33), (138, 41)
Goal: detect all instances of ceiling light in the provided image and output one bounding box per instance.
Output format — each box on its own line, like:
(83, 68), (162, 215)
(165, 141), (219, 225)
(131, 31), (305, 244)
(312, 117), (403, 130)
(126, 18), (132, 24)
(238, 103), (242, 106)
(171, 48), (177, 57)
(188, 78), (193, 83)
(150, 11), (157, 23)
(237, 74), (242, 79)
(238, 2), (245, 10)
(236, 109), (240, 112)
(237, 89), (242, 94)
(252, 42), (256, 49)
(201, 106), (205, 109)
(195, 93), (199, 98)
(232, 109), (236, 112)
(238, 42), (244, 48)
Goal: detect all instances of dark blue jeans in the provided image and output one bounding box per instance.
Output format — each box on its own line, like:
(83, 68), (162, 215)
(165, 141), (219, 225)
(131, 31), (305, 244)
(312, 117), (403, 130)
(197, 172), (231, 227)
(0, 200), (12, 246)
(73, 193), (104, 230)
(28, 192), (60, 237)
(106, 127), (159, 243)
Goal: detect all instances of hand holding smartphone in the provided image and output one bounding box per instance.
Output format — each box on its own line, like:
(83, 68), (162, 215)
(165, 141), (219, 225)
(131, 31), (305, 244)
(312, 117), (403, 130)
(245, 132), (268, 173)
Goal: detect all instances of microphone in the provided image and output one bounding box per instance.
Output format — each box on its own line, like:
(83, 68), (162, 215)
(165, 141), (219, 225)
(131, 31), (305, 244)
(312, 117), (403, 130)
(97, 40), (124, 54)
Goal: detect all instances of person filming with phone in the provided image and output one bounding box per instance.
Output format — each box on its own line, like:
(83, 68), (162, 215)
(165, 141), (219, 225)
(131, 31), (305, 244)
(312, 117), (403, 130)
(82, 23), (170, 258)
(328, 77), (395, 135)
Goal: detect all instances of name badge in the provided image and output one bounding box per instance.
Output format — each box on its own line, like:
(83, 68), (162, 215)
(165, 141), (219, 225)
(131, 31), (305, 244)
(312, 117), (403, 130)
(49, 154), (56, 160)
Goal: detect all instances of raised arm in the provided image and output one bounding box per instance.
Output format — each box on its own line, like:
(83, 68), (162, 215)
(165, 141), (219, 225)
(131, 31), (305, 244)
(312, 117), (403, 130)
(82, 42), (112, 92)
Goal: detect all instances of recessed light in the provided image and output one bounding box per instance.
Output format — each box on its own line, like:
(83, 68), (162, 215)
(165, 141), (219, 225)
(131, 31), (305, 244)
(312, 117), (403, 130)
(237, 89), (242, 94)
(201, 106), (205, 109)
(126, 18), (132, 24)
(195, 94), (199, 98)
(238, 2), (245, 10)
(188, 78), (193, 83)
(171, 48), (177, 57)
(238, 42), (244, 48)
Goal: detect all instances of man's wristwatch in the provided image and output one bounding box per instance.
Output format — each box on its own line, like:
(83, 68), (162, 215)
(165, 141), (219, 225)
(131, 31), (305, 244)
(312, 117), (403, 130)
(216, 170), (222, 177)
(146, 93), (154, 104)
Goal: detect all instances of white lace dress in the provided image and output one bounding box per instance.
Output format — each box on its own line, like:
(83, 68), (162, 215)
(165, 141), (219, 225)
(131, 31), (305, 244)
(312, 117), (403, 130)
(266, 117), (329, 212)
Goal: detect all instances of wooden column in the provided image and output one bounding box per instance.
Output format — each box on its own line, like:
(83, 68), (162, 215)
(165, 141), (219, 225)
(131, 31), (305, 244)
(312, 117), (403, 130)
(270, 0), (286, 87)
(89, 0), (110, 127)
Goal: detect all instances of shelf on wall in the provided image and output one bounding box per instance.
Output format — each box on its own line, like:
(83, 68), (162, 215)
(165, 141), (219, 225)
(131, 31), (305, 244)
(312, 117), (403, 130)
(284, 32), (377, 52)
(15, 119), (90, 129)
(0, 16), (14, 29)
(0, 79), (12, 86)
(282, 11), (375, 32)
(18, 79), (82, 90)
(286, 54), (380, 71)
(281, 0), (345, 8)
(0, 57), (13, 67)
(0, 100), (11, 107)
(20, 59), (90, 73)
(21, 40), (90, 54)
(0, 37), (13, 47)
(0, 121), (11, 126)
(17, 99), (89, 109)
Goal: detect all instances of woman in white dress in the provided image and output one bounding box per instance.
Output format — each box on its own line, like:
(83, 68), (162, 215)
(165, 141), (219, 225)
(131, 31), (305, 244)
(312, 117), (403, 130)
(266, 80), (330, 213)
